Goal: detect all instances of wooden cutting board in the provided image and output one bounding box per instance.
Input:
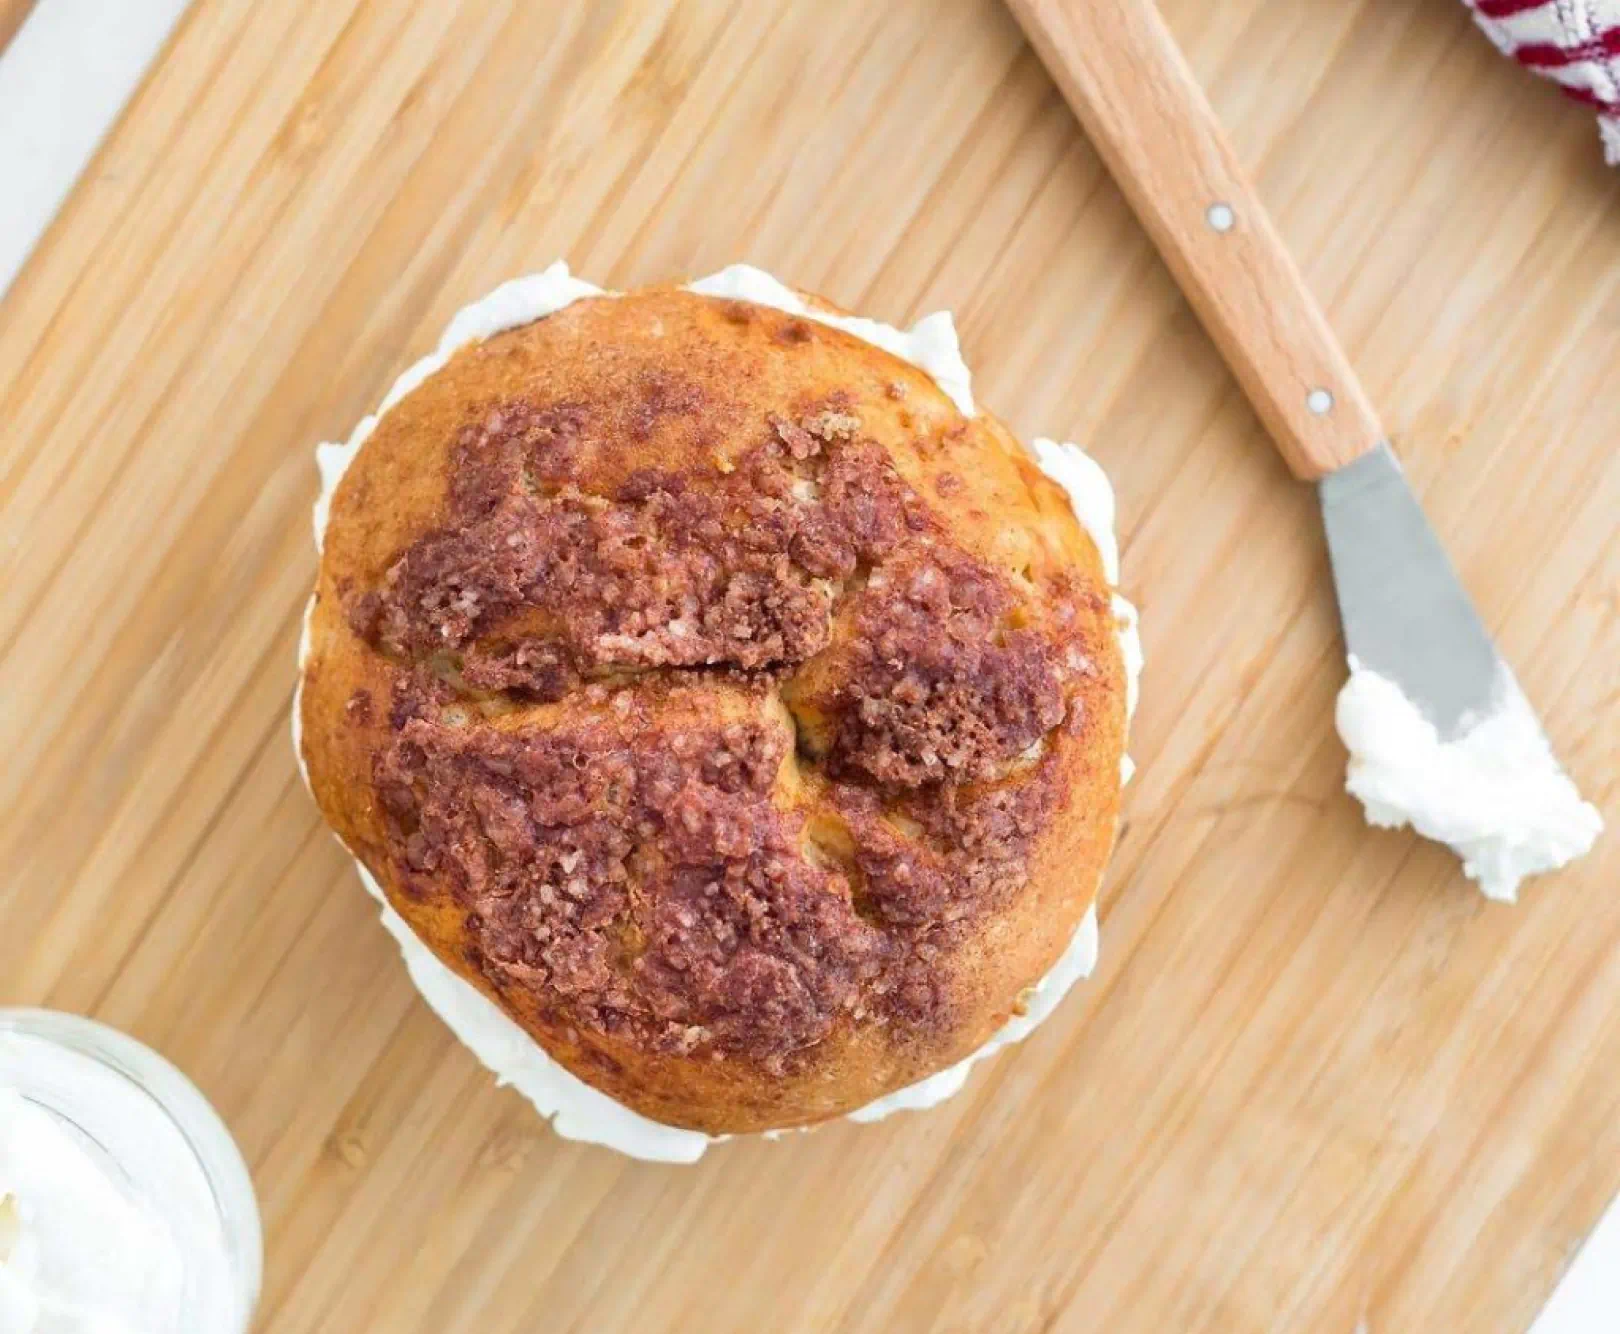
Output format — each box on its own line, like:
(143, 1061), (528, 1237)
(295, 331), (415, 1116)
(2, 2), (1617, 1330)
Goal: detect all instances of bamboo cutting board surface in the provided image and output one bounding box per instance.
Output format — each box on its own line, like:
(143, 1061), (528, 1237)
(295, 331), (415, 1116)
(2, 2), (1618, 1330)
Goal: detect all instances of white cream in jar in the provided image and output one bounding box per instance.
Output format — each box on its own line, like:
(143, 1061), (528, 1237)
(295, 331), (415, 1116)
(0, 1013), (261, 1331)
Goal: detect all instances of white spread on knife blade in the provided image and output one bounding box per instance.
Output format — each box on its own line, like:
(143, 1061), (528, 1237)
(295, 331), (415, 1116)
(1335, 658), (1601, 902)
(296, 262), (1140, 1162)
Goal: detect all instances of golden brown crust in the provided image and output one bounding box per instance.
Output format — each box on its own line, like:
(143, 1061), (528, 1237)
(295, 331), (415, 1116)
(299, 282), (1126, 1134)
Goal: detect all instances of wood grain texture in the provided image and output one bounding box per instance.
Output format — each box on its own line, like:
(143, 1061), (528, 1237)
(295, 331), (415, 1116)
(1005, 0), (1386, 480)
(0, 1), (1616, 1330)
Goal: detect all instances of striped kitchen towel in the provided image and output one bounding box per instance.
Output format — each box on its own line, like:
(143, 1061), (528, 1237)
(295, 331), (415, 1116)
(1464, 0), (1620, 163)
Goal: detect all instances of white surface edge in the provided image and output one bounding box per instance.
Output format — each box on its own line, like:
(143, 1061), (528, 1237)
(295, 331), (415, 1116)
(0, 0), (193, 299)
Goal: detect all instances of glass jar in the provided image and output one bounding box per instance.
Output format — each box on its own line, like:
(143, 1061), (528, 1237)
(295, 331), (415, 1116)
(0, 1008), (261, 1331)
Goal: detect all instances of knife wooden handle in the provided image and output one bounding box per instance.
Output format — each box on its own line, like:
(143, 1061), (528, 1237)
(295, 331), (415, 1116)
(1005, 0), (1384, 482)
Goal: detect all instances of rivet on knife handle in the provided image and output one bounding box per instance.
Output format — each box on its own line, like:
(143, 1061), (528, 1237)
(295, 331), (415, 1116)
(1003, 0), (1382, 482)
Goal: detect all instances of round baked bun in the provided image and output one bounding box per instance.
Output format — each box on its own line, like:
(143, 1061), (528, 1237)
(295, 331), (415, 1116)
(298, 275), (1128, 1135)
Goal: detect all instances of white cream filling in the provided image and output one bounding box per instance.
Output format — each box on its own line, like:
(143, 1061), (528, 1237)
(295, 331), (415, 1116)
(296, 263), (1139, 1161)
(1336, 658), (1601, 902)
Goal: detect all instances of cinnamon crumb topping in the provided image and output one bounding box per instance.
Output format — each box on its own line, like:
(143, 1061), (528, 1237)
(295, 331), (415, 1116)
(346, 395), (1100, 1069)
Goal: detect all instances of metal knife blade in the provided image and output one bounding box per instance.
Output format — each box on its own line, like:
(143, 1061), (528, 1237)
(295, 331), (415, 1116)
(1318, 443), (1503, 739)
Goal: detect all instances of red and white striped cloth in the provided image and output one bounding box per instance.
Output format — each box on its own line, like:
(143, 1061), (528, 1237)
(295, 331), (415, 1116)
(1464, 0), (1620, 163)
